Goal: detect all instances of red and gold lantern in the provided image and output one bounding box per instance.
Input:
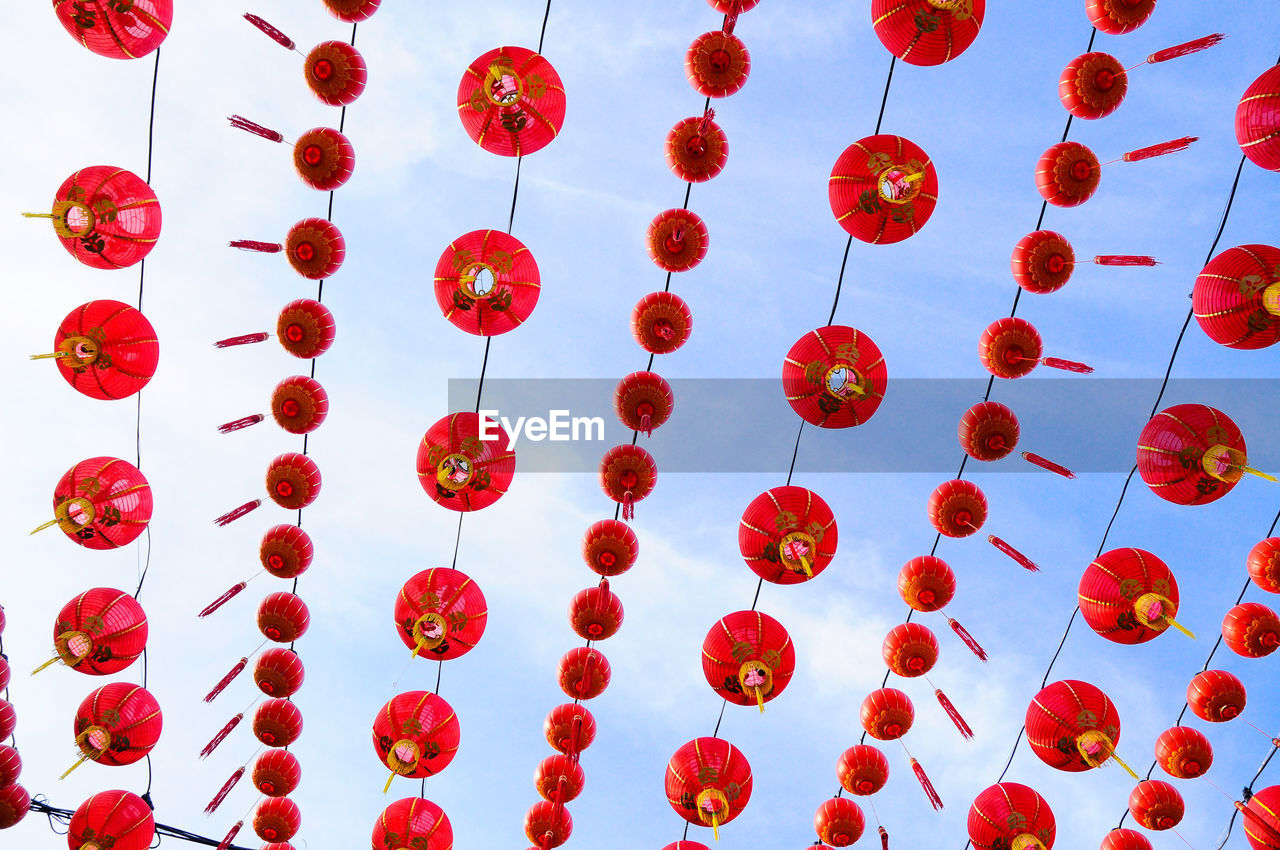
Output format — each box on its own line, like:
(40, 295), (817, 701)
(829, 135), (937, 244)
(782, 326), (888, 427)
(417, 412), (516, 511)
(394, 568), (488, 660)
(457, 47), (566, 156)
(434, 230), (540, 336)
(738, 486), (838, 584)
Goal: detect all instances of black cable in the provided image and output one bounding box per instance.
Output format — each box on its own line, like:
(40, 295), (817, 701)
(29, 800), (256, 849)
(872, 56), (896, 135)
(825, 235), (854, 326)
(536, 0), (553, 54)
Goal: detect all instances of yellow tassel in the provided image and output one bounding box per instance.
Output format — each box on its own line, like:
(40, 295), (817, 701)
(800, 556), (813, 577)
(382, 770), (396, 794)
(31, 655), (62, 675)
(411, 641), (425, 660)
(1110, 750), (1140, 780)
(711, 813), (720, 842)
(1166, 617), (1196, 639)
(902, 171), (924, 184)
(60, 752), (92, 780)
(30, 518), (61, 535)
(29, 351), (70, 360)
(755, 688), (764, 713)
(1244, 466), (1278, 482)
(20, 212), (55, 220)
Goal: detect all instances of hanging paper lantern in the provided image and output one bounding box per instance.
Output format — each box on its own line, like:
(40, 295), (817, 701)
(254, 797), (300, 842)
(0, 659), (8, 691)
(253, 749), (301, 797)
(279, 298), (337, 359)
(1060, 52), (1128, 120)
(457, 46), (566, 156)
(615, 371), (674, 436)
(324, 0), (382, 23)
(1026, 680), (1131, 775)
(434, 230), (540, 336)
(41, 300), (159, 400)
(1078, 548), (1188, 644)
(557, 647), (610, 700)
(393, 567), (488, 660)
(524, 801), (572, 848)
(1192, 244), (1280, 349)
(665, 738), (753, 837)
(372, 798), (452, 850)
(666, 111), (729, 183)
(372, 692), (460, 784)
(1249, 538), (1280, 593)
(1036, 142), (1100, 207)
(860, 688), (914, 740)
(600, 444), (656, 520)
(0, 701), (15, 740)
(1086, 0), (1156, 34)
(68, 789), (155, 850)
(1100, 829), (1153, 850)
(258, 592), (310, 643)
(738, 485), (838, 584)
(254, 648), (305, 698)
(254, 699), (303, 747)
(44, 587), (147, 675)
(685, 31), (751, 97)
(44, 457), (152, 550)
(1223, 602), (1280, 658)
(535, 754), (585, 803)
(1137, 404), (1252, 506)
(582, 519), (639, 577)
(1154, 726), (1212, 779)
(305, 40), (367, 106)
(251, 375), (330, 435)
(959, 401), (1019, 461)
(815, 796), (864, 847)
(928, 479), (987, 538)
(29, 166), (161, 270)
(967, 782), (1056, 850)
(544, 703), (596, 756)
(0, 784), (28, 829)
(870, 0), (985, 65)
(1187, 669), (1246, 722)
(52, 0), (172, 59)
(295, 127), (356, 190)
(980, 317), (1092, 379)
(882, 622), (938, 678)
(837, 744), (889, 796)
(0, 747), (18, 785)
(70, 683), (163, 772)
(1013, 230), (1076, 294)
(632, 291), (693, 355)
(647, 209), (710, 273)
(783, 325), (888, 428)
(1242, 785), (1280, 850)
(702, 610), (796, 710)
(231, 218), (346, 280)
(1237, 65), (1280, 171)
(829, 135), (938, 244)
(568, 582), (624, 641)
(898, 556), (956, 612)
(260, 525), (314, 580)
(417, 412), (516, 512)
(1129, 780), (1184, 831)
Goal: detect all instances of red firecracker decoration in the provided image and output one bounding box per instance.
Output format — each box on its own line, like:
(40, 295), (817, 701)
(582, 519), (639, 577)
(53, 0), (172, 59)
(829, 134), (938, 244)
(39, 457), (152, 550)
(686, 31), (751, 98)
(1086, 0), (1156, 34)
(1078, 548), (1192, 643)
(1237, 65), (1280, 171)
(1025, 680), (1136, 776)
(600, 445), (656, 520)
(69, 789), (155, 850)
(1138, 404), (1261, 506)
(702, 610), (795, 711)
(66, 683), (162, 777)
(372, 692), (460, 789)
(36, 587), (147, 675)
(434, 230), (540, 336)
(739, 486), (838, 584)
(417, 412), (516, 512)
(967, 782), (1056, 850)
(898, 555), (956, 612)
(615, 372), (674, 436)
(1223, 602), (1280, 658)
(1129, 780), (1184, 831)
(647, 209), (710, 273)
(870, 0), (985, 66)
(1155, 726), (1213, 779)
(667, 109), (729, 183)
(38, 300), (159, 400)
(457, 46), (566, 156)
(27, 166), (161, 269)
(665, 738), (753, 839)
(394, 568), (488, 660)
(254, 748), (301, 796)
(837, 744), (889, 796)
(783, 325), (888, 427)
(372, 798), (453, 850)
(1192, 244), (1280, 349)
(632, 291), (693, 354)
(1187, 669), (1246, 722)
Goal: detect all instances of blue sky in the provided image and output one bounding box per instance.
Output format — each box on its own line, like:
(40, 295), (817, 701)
(2, 1), (1279, 848)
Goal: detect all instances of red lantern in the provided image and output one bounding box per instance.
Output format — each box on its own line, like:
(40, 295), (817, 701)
(707, 0), (759, 11)
(278, 298), (337, 359)
(665, 738), (753, 838)
(1154, 726), (1212, 779)
(1100, 828), (1153, 850)
(1192, 245), (1280, 349)
(1187, 669), (1246, 722)
(967, 782), (1056, 850)
(582, 519), (639, 577)
(434, 230), (540, 336)
(667, 111), (729, 183)
(44, 457), (152, 550)
(783, 325), (888, 427)
(28, 166), (161, 269)
(254, 698), (303, 747)
(1026, 680), (1132, 775)
(959, 401), (1019, 461)
(372, 692), (460, 785)
(253, 749), (301, 796)
(68, 789), (154, 850)
(1243, 785), (1280, 850)
(40, 300), (159, 400)
(535, 754), (585, 803)
(837, 744), (889, 796)
(52, 0), (172, 59)
(557, 647), (610, 700)
(70, 683), (163, 772)
(738, 486), (838, 584)
(0, 701), (15, 741)
(524, 801), (572, 848)
(882, 622), (938, 677)
(647, 209), (710, 273)
(898, 556), (956, 612)
(568, 582), (624, 641)
(372, 798), (452, 850)
(615, 372), (674, 436)
(1129, 780), (1184, 831)
(1086, 0), (1156, 34)
(870, 0), (985, 65)
(1012, 230), (1076, 294)
(254, 648), (305, 698)
(1078, 548), (1189, 643)
(0, 658), (7, 691)
(306, 41), (367, 106)
(223, 377), (331, 435)
(260, 525), (314, 580)
(258, 592), (310, 643)
(230, 218), (346, 280)
(294, 126), (356, 190)
(1036, 141), (1100, 207)
(980, 317), (1092, 378)
(1250, 538), (1280, 594)
(545, 703), (596, 756)
(815, 796), (864, 847)
(829, 135), (938, 244)
(1237, 65), (1280, 171)
(457, 47), (566, 156)
(324, 0), (382, 23)
(0, 747), (18, 785)
(0, 784), (28, 829)
(633, 291), (693, 354)
(417, 412), (516, 512)
(43, 587), (147, 675)
(1060, 52), (1128, 120)
(860, 688), (914, 740)
(600, 444), (656, 520)
(1137, 404), (1253, 505)
(686, 31), (750, 97)
(928, 479), (986, 538)
(702, 610), (796, 710)
(1223, 602), (1280, 658)
(393, 568), (488, 660)
(254, 796), (300, 842)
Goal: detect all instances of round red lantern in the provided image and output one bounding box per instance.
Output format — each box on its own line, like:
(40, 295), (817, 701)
(1192, 244), (1280, 349)
(980, 317), (1091, 378)
(457, 47), (566, 156)
(417, 412), (516, 511)
(837, 744), (889, 796)
(266, 376), (329, 435)
(45, 300), (159, 400)
(582, 519), (639, 577)
(928, 479), (987, 538)
(1013, 230), (1076, 294)
(293, 127), (356, 191)
(0, 784), (28, 829)
(702, 610), (796, 710)
(1249, 538), (1280, 593)
(882, 622), (938, 677)
(871, 0), (985, 66)
(738, 485), (838, 584)
(648, 209), (710, 273)
(665, 738), (753, 836)
(278, 298), (336, 359)
(600, 444), (656, 520)
(71, 683), (163, 770)
(959, 401), (1020, 461)
(545, 703), (596, 756)
(1187, 669), (1246, 722)
(1086, 0), (1156, 34)
(254, 648), (305, 698)
(47, 587), (147, 675)
(68, 789), (154, 850)
(253, 748), (301, 796)
(829, 134), (938, 244)
(254, 796), (300, 843)
(1243, 785), (1280, 850)
(0, 701), (15, 740)
(1137, 404), (1249, 505)
(292, 218), (346, 279)
(1223, 602), (1280, 658)
(258, 592), (310, 643)
(1026, 680), (1126, 773)
(534, 754), (585, 803)
(265, 452), (322, 512)
(783, 325), (888, 428)
(1060, 52), (1128, 120)
(633, 291), (693, 355)
(394, 568), (488, 660)
(306, 41), (367, 106)
(898, 555), (956, 612)
(1129, 780), (1183, 830)
(324, 0), (381, 23)
(254, 698), (303, 747)
(1036, 142), (1100, 207)
(524, 801), (572, 848)
(46, 457), (152, 550)
(372, 692), (460, 783)
(667, 113), (729, 183)
(815, 796), (864, 847)
(1237, 65), (1280, 171)
(434, 230), (540, 336)
(557, 647), (610, 700)
(1154, 726), (1212, 779)
(260, 525), (314, 580)
(686, 31), (750, 98)
(52, 0), (172, 59)
(860, 688), (914, 740)
(968, 782), (1056, 850)
(1078, 548), (1186, 644)
(0, 747), (18, 786)
(1100, 828), (1153, 850)
(568, 582), (624, 641)
(372, 798), (452, 850)
(33, 166), (161, 269)
(615, 371), (674, 436)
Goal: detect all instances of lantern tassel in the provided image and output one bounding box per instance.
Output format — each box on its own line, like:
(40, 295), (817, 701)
(215, 820), (243, 850)
(203, 657), (248, 703)
(723, 1), (740, 35)
(1110, 750), (1141, 780)
(909, 757), (943, 810)
(935, 689), (974, 739)
(622, 490), (635, 521)
(988, 535), (1041, 572)
(1093, 255), (1159, 266)
(20, 212), (56, 220)
(204, 767), (244, 814)
(880, 826), (890, 850)
(1166, 616), (1197, 639)
(1123, 137), (1198, 163)
(640, 413), (652, 437)
(29, 351), (71, 360)
(243, 14), (295, 50)
(568, 714), (583, 761)
(218, 414), (265, 434)
(31, 654), (63, 675)
(199, 583), (248, 618)
(1244, 466), (1278, 482)
(30, 518), (61, 535)
(946, 616), (988, 661)
(1146, 33), (1225, 65)
(59, 752), (93, 781)
(698, 106), (716, 135)
(756, 687), (765, 713)
(1041, 356), (1093, 374)
(383, 770), (396, 794)
(200, 713), (243, 759)
(228, 115), (285, 143)
(215, 332), (270, 348)
(1022, 451), (1075, 479)
(229, 240), (282, 253)
(711, 812), (720, 842)
(214, 500), (262, 526)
